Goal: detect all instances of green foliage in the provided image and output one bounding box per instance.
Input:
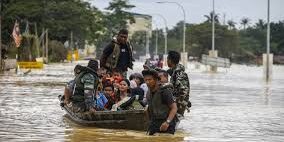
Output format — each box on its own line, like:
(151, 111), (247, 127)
(2, 0), (103, 48)
(104, 0), (135, 35)
(2, 2), (284, 64)
(240, 17), (250, 30)
(154, 17), (283, 64)
(48, 40), (67, 62)
(2, 0), (136, 62)
(204, 11), (220, 23)
(95, 0), (136, 58)
(131, 31), (146, 58)
(186, 22), (239, 59)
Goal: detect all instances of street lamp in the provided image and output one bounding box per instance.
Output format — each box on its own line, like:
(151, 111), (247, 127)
(152, 13), (168, 55)
(0, 0), (2, 72)
(153, 13), (169, 67)
(152, 20), (159, 56)
(157, 1), (187, 68)
(212, 0), (215, 51)
(157, 1), (186, 53)
(208, 0), (218, 72)
(264, 0), (272, 81)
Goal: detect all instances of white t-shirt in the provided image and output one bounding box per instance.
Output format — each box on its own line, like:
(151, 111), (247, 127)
(140, 83), (148, 101)
(130, 80), (137, 89)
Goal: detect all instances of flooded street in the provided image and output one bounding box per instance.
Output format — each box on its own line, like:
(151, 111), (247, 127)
(0, 61), (283, 142)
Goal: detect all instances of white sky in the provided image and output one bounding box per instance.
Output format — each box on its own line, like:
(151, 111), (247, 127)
(90, 0), (284, 29)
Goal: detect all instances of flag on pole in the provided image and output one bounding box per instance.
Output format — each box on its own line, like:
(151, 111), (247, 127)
(12, 20), (22, 48)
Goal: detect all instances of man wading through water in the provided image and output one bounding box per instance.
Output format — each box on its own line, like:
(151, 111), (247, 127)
(143, 69), (178, 135)
(100, 29), (134, 78)
(167, 50), (191, 119)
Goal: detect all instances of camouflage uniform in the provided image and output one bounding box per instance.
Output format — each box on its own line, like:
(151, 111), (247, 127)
(169, 64), (190, 116)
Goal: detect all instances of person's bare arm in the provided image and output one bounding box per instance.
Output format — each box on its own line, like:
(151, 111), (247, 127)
(160, 102), (177, 131)
(64, 86), (71, 104)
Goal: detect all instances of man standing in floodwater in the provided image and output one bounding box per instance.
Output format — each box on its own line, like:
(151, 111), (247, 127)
(100, 29), (134, 78)
(167, 50), (191, 118)
(143, 69), (177, 135)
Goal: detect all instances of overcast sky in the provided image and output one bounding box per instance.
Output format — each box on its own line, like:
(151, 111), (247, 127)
(90, 0), (284, 29)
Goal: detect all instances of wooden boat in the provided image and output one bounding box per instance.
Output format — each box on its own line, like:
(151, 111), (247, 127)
(58, 95), (148, 131)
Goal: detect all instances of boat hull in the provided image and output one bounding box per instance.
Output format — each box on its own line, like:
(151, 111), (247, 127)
(59, 95), (148, 131)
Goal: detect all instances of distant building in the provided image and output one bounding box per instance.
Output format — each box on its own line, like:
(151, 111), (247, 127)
(128, 13), (152, 59)
(127, 13), (152, 38)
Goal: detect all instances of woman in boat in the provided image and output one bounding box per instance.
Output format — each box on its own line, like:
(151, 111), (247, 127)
(111, 79), (132, 111)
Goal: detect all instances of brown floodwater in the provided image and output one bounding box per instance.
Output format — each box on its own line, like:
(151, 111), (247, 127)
(0, 61), (283, 142)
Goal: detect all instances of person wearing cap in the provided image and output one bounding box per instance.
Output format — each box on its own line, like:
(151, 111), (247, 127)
(142, 69), (177, 135)
(100, 29), (134, 78)
(63, 64), (84, 105)
(71, 59), (100, 112)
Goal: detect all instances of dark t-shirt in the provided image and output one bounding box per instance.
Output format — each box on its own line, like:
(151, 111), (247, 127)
(148, 87), (175, 106)
(117, 44), (130, 71)
(160, 89), (175, 106)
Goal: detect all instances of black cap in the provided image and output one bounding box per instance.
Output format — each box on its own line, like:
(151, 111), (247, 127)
(142, 69), (159, 79)
(87, 59), (99, 71)
(118, 29), (128, 35)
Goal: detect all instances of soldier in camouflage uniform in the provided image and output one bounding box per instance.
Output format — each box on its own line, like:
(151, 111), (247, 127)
(167, 51), (191, 117)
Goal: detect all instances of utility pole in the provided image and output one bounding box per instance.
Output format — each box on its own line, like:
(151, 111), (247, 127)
(153, 13), (168, 66)
(0, 0), (3, 72)
(264, 0), (272, 82)
(70, 31), (73, 62)
(34, 23), (40, 58)
(155, 28), (158, 56)
(209, 0), (218, 72)
(145, 31), (150, 58)
(45, 29), (48, 64)
(212, 0), (215, 51)
(157, 1), (187, 68)
(42, 28), (45, 58)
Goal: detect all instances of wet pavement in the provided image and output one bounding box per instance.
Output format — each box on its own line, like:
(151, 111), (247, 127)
(0, 61), (283, 141)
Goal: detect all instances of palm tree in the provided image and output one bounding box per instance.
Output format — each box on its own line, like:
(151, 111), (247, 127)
(227, 20), (236, 30)
(204, 11), (219, 23)
(256, 19), (265, 29)
(240, 17), (250, 30)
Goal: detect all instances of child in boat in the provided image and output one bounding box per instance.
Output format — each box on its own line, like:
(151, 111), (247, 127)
(129, 73), (138, 89)
(103, 83), (116, 110)
(94, 91), (108, 111)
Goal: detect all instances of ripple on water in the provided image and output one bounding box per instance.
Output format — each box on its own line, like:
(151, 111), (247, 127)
(0, 62), (284, 141)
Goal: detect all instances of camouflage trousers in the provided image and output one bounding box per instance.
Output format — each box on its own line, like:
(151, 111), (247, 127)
(176, 95), (191, 116)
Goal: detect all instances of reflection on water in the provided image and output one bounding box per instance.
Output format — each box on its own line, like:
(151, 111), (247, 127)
(0, 61), (284, 141)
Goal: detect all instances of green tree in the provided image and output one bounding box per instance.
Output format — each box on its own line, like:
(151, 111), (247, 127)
(2, 0), (103, 48)
(240, 17), (250, 30)
(95, 0), (136, 58)
(227, 20), (236, 30)
(131, 31), (146, 58)
(269, 21), (284, 55)
(204, 11), (220, 23)
(104, 0), (135, 35)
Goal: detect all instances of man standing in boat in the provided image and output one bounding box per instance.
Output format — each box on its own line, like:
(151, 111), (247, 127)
(167, 51), (191, 118)
(71, 59), (99, 112)
(142, 69), (178, 135)
(100, 29), (134, 78)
